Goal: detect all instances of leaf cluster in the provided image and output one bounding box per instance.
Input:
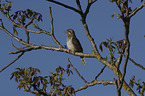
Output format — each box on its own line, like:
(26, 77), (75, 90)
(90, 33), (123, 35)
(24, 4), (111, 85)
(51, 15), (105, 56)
(129, 76), (145, 95)
(99, 38), (125, 64)
(10, 65), (75, 96)
(11, 9), (43, 35)
(99, 38), (125, 53)
(10, 9), (42, 26)
(0, 1), (43, 35)
(0, 0), (12, 13)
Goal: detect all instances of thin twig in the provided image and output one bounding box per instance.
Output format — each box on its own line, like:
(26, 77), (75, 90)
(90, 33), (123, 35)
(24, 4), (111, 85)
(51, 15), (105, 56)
(75, 0), (83, 12)
(129, 2), (145, 18)
(67, 58), (88, 84)
(129, 57), (145, 70)
(95, 65), (106, 80)
(0, 52), (24, 72)
(48, 6), (63, 48)
(0, 26), (32, 46)
(9, 47), (39, 54)
(121, 53), (145, 70)
(25, 31), (30, 43)
(11, 40), (19, 50)
(84, 0), (97, 20)
(6, 12), (51, 35)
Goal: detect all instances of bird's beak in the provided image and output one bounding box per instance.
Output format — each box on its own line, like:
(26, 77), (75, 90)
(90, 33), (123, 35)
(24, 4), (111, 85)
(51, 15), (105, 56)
(65, 31), (67, 34)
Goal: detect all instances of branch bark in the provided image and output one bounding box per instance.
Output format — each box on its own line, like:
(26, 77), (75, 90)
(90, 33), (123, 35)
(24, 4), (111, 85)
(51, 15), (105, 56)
(49, 6), (63, 47)
(0, 52), (24, 72)
(129, 2), (145, 18)
(46, 0), (82, 14)
(68, 58), (88, 84)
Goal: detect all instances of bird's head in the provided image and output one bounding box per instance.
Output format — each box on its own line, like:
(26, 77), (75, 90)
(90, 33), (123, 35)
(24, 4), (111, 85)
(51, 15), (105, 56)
(65, 29), (75, 37)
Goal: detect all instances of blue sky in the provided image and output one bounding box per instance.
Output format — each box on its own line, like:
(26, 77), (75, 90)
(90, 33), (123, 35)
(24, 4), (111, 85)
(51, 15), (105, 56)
(0, 0), (145, 96)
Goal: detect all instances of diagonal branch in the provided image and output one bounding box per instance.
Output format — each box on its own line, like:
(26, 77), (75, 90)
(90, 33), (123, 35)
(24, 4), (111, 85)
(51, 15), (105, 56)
(0, 52), (25, 72)
(46, 0), (82, 14)
(129, 2), (145, 18)
(95, 65), (106, 80)
(82, 21), (99, 54)
(68, 58), (88, 84)
(121, 53), (145, 70)
(129, 58), (145, 70)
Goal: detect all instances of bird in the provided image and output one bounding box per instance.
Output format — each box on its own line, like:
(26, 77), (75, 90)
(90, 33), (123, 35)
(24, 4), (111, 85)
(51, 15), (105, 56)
(65, 29), (86, 65)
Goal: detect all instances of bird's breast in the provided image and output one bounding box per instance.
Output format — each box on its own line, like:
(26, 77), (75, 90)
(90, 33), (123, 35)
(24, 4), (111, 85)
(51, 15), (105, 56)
(67, 38), (75, 51)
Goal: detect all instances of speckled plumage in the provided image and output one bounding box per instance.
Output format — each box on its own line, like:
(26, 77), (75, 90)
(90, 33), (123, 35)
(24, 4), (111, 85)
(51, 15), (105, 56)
(65, 29), (86, 65)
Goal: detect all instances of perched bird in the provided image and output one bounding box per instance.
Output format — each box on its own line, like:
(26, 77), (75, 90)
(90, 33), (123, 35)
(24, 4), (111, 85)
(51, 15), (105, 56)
(65, 29), (86, 65)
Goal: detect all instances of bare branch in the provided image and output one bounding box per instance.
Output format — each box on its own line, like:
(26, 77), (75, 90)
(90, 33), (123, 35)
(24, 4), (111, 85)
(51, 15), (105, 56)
(114, 78), (121, 96)
(24, 18), (35, 44)
(83, 23), (99, 53)
(9, 45), (95, 59)
(95, 65), (106, 80)
(49, 6), (63, 47)
(84, 0), (97, 20)
(0, 26), (31, 46)
(75, 79), (115, 92)
(25, 31), (30, 43)
(0, 52), (24, 72)
(68, 58), (88, 84)
(128, 56), (145, 70)
(0, 19), (4, 28)
(75, 0), (83, 12)
(129, 2), (145, 18)
(46, 0), (81, 14)
(11, 40), (19, 50)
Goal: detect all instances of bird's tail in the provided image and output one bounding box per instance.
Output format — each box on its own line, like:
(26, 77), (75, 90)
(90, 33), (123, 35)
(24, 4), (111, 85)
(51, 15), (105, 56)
(80, 57), (86, 66)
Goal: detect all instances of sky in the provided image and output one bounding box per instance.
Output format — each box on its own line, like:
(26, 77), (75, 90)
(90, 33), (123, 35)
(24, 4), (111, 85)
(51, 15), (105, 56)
(0, 0), (145, 96)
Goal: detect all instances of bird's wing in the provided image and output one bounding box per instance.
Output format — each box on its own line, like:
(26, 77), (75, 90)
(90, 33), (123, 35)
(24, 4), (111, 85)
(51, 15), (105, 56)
(72, 36), (83, 52)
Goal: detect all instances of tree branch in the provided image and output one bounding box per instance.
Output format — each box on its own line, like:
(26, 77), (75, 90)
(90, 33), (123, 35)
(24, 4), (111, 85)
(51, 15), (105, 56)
(4, 11), (51, 35)
(129, 2), (145, 18)
(32, 83), (49, 96)
(8, 44), (95, 58)
(75, 79), (115, 92)
(129, 57), (145, 70)
(68, 58), (88, 84)
(46, 0), (82, 14)
(95, 65), (106, 80)
(0, 22), (94, 58)
(84, 0), (97, 20)
(0, 52), (24, 72)
(75, 0), (83, 12)
(48, 6), (63, 48)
